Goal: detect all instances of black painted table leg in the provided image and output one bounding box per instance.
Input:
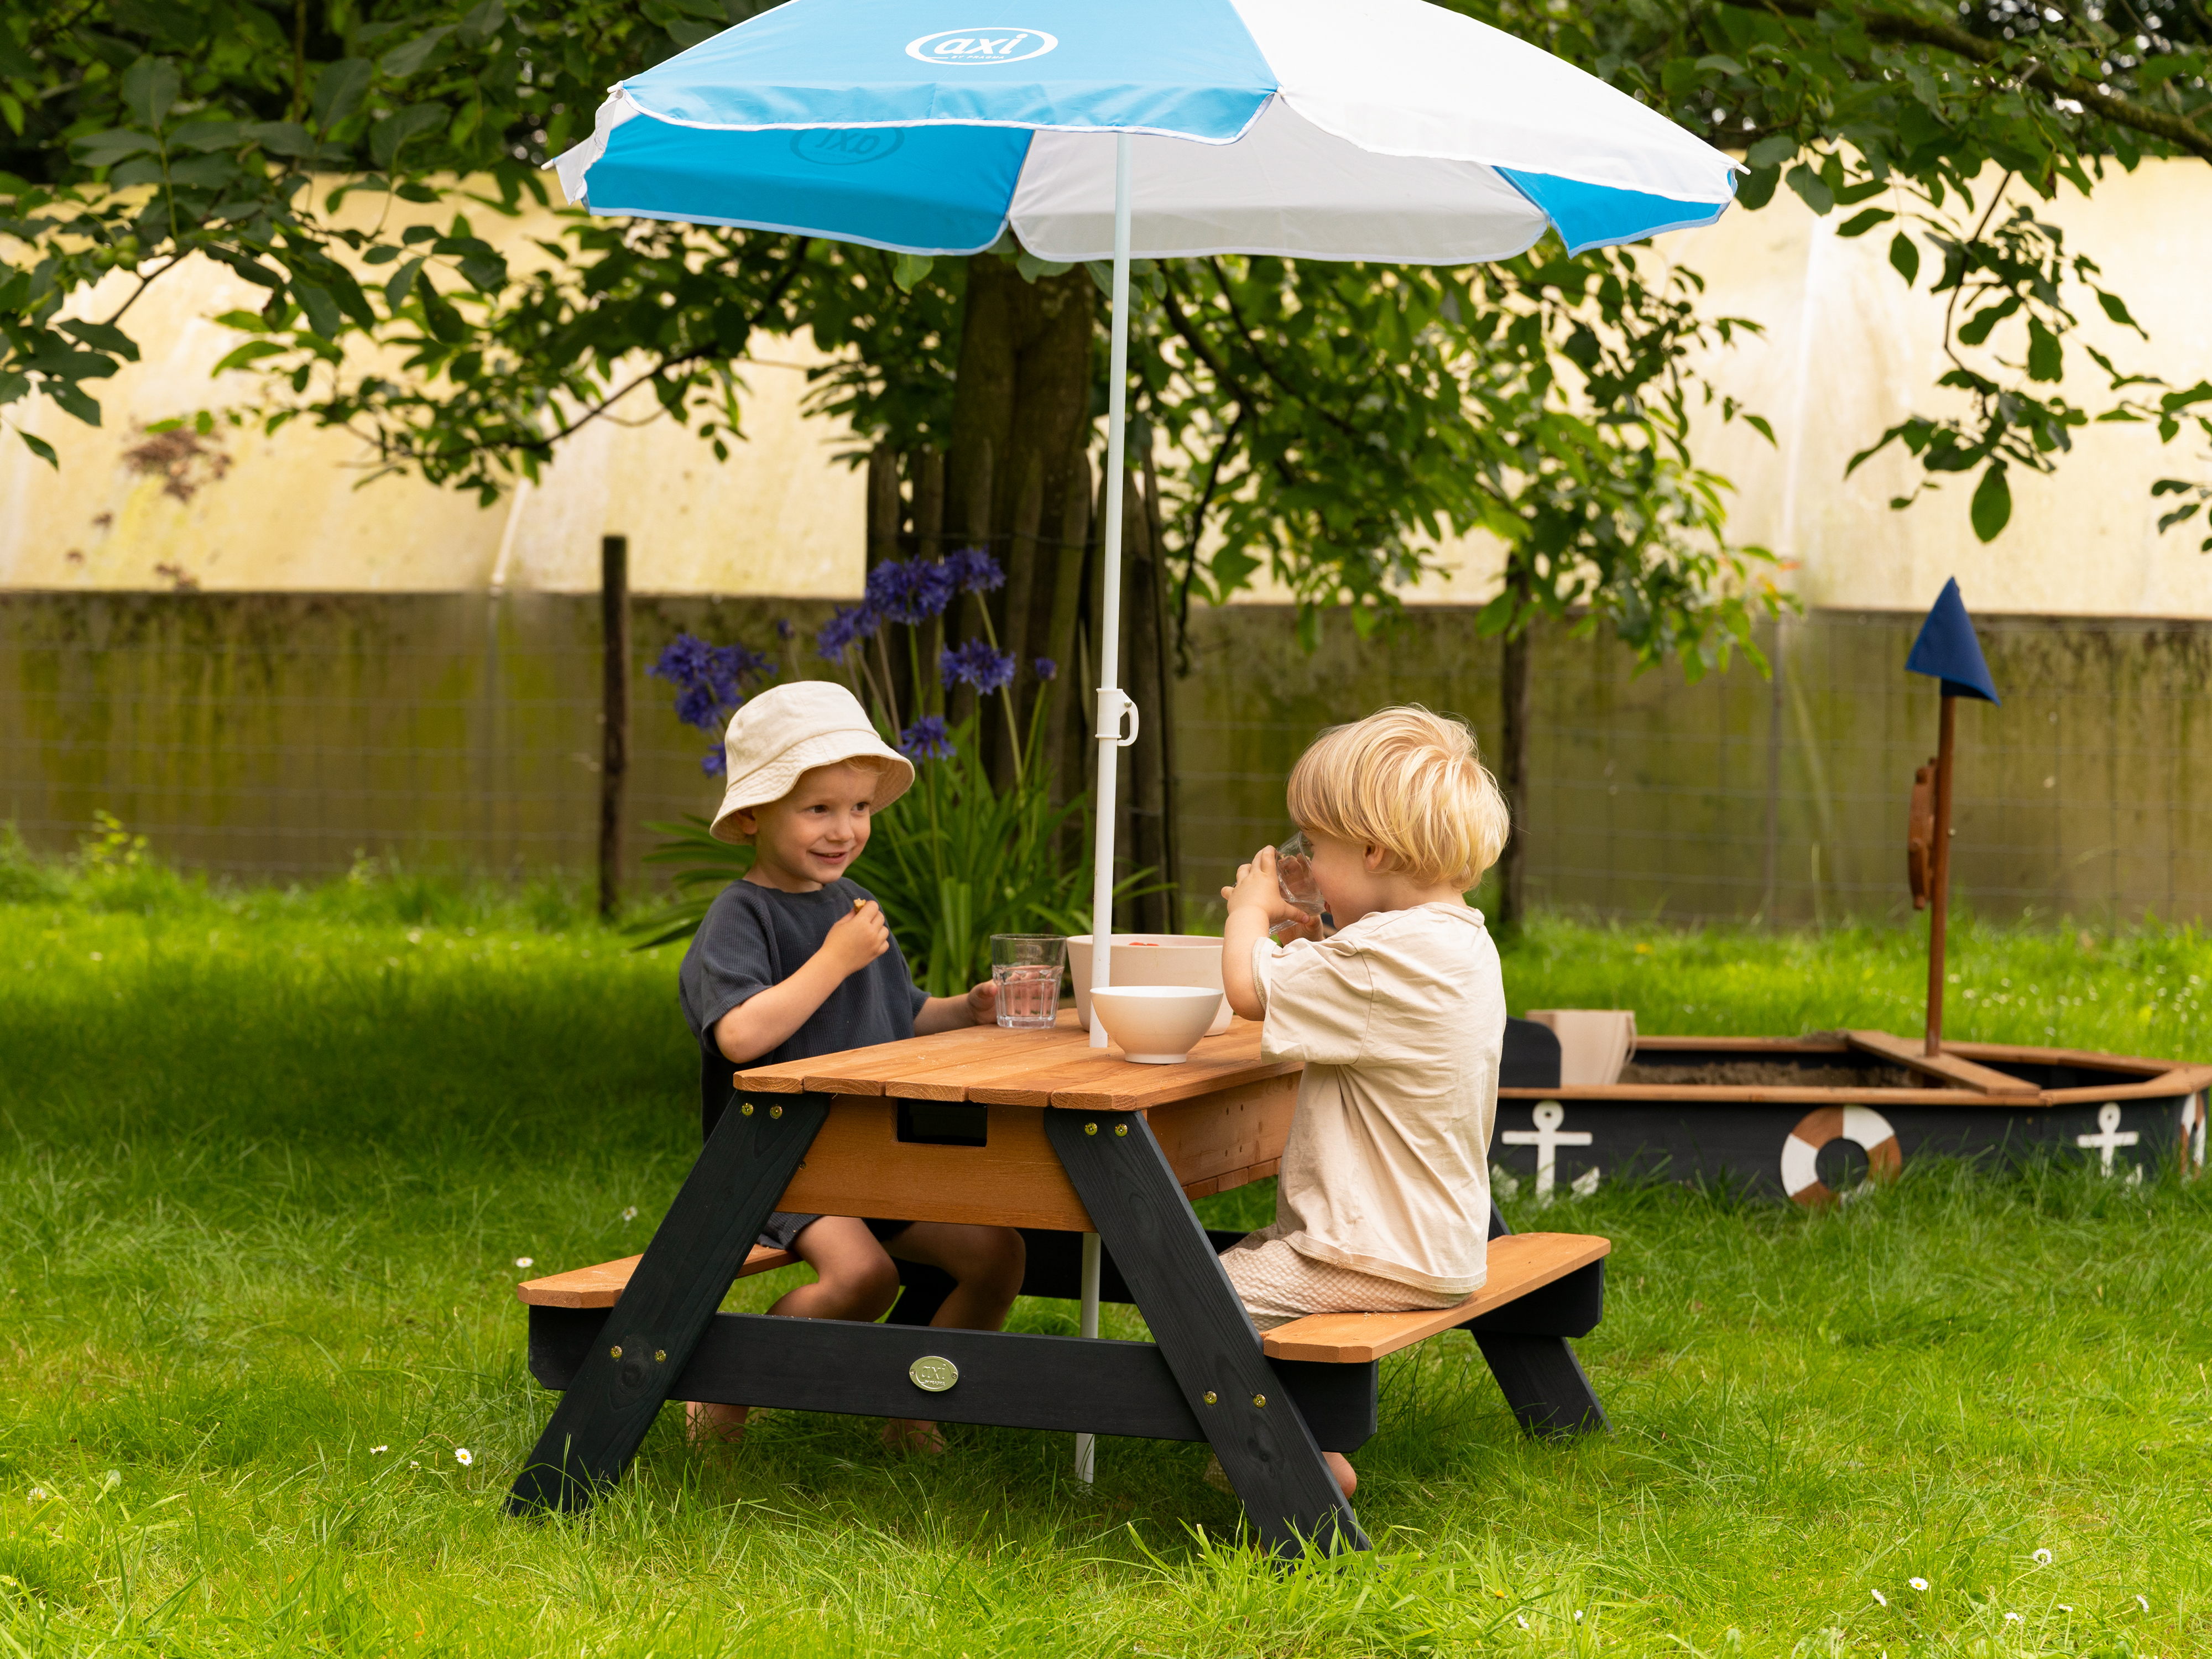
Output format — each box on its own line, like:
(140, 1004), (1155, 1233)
(1468, 1202), (1610, 1437)
(1046, 1109), (1368, 1559)
(507, 1091), (829, 1515)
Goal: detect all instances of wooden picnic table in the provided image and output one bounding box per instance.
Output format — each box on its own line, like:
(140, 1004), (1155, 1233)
(507, 1013), (1610, 1556)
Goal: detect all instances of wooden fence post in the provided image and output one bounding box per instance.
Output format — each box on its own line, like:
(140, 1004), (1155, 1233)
(599, 534), (629, 921)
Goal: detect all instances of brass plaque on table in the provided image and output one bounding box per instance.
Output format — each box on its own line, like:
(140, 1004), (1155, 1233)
(907, 1355), (960, 1393)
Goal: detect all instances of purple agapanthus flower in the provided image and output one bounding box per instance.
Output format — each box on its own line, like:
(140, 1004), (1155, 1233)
(942, 545), (1005, 595)
(816, 602), (880, 662)
(774, 617), (795, 641)
(701, 746), (728, 776)
(650, 633), (776, 733)
(865, 556), (956, 626)
(939, 638), (1017, 695)
(1033, 656), (1058, 682)
(898, 714), (956, 761)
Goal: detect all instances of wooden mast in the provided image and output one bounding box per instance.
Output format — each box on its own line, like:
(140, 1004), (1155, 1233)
(1923, 692), (1956, 1057)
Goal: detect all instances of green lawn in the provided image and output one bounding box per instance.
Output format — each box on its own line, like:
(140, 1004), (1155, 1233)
(3, 853), (2209, 1656)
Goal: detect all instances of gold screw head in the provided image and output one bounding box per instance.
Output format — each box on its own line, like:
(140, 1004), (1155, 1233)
(610, 1345), (623, 1359)
(1203, 1390), (1218, 1405)
(770, 1104), (784, 1118)
(1113, 1124), (1128, 1137)
(740, 1102), (754, 1117)
(1251, 1393), (1266, 1408)
(654, 1349), (667, 1363)
(1084, 1123), (1098, 1136)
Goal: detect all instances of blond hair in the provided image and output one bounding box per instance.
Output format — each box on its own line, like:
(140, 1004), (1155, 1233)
(1285, 706), (1510, 890)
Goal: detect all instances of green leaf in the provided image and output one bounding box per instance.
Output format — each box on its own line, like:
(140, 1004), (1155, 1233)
(1835, 207), (1892, 239)
(210, 338), (289, 373)
(1970, 463), (2011, 542)
(380, 27), (454, 79)
(1785, 163), (1833, 216)
(170, 119), (245, 152)
(47, 379), (102, 425)
(419, 280), (467, 343)
(119, 57), (180, 129)
(892, 253), (934, 294)
(241, 121), (320, 158)
(1694, 54), (1745, 74)
(2096, 289), (2143, 335)
(2158, 503), (2203, 533)
(15, 427), (57, 466)
(71, 129), (156, 167)
(369, 103), (448, 171)
(458, 0), (508, 41)
(59, 320), (140, 362)
(1733, 165), (1778, 212)
(310, 58), (373, 132)
(1888, 231), (1920, 286)
(1746, 134), (1797, 169)
(293, 280), (342, 340)
(1742, 413), (1775, 445)
(2026, 316), (2062, 383)
(665, 17), (722, 46)
(384, 255), (426, 308)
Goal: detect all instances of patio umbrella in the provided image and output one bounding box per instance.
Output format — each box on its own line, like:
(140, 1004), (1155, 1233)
(553, 0), (1742, 1031)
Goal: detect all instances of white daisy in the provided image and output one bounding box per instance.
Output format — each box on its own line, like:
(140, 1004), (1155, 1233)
(370, 1446), (388, 1454)
(515, 1257), (534, 1269)
(622, 1206), (638, 1222)
(1910, 1578), (1929, 1592)
(2033, 1548), (2052, 1566)
(455, 1447), (473, 1467)
(1871, 1589), (1887, 1606)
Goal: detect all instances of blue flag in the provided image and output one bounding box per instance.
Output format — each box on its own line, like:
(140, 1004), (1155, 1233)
(1905, 577), (2000, 705)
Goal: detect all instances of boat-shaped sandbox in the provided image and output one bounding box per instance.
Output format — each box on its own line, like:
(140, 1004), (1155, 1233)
(1493, 1025), (2210, 1206)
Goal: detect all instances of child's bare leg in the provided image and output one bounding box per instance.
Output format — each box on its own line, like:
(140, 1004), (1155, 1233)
(878, 1223), (1027, 1450)
(687, 1218), (900, 1446)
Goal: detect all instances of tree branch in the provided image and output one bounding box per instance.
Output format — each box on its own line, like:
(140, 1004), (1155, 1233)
(1759, 0), (2212, 163)
(511, 238), (811, 454)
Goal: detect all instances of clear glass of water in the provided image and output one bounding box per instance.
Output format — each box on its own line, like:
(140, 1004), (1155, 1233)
(991, 934), (1066, 1029)
(1275, 830), (1324, 917)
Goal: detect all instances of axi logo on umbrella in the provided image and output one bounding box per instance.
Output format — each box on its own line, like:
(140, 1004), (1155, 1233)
(905, 28), (1058, 64)
(791, 129), (907, 166)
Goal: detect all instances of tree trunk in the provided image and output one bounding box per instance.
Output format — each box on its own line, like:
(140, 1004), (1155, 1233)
(1497, 614), (1533, 933)
(1126, 431), (1181, 933)
(944, 258), (1097, 792)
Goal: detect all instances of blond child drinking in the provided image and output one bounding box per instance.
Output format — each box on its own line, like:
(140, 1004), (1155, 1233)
(677, 681), (1025, 1449)
(1218, 706), (1511, 1498)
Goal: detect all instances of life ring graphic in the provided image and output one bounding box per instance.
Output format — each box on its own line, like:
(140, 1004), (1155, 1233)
(1781, 1105), (1902, 1207)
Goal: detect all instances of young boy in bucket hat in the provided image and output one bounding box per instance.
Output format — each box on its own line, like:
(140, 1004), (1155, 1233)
(677, 680), (1025, 1450)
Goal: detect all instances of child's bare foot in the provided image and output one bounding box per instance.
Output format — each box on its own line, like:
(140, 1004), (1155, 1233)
(687, 1400), (750, 1446)
(881, 1417), (945, 1454)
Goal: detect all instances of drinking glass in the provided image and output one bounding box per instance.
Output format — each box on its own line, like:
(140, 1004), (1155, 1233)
(1275, 830), (1324, 915)
(991, 934), (1067, 1029)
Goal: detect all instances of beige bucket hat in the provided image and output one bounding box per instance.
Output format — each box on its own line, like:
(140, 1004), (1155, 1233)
(709, 681), (915, 844)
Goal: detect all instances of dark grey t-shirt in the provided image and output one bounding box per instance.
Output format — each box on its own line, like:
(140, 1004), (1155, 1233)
(679, 876), (929, 1129)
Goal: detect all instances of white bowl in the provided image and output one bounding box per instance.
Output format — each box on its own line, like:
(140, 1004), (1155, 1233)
(1088, 985), (1225, 1065)
(1065, 935), (1230, 1036)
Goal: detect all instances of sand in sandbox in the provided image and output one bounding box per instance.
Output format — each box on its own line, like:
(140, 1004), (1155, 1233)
(1615, 1060), (1923, 1089)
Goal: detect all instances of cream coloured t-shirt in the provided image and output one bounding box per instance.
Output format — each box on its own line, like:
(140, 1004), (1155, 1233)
(1250, 902), (1504, 1296)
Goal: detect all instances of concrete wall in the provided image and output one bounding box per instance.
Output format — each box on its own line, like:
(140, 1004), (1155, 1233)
(7, 591), (2206, 925)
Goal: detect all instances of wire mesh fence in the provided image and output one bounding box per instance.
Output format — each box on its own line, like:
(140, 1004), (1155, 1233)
(6, 591), (2209, 926)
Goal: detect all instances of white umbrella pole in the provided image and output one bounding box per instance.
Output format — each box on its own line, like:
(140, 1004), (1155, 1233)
(1088, 132), (1136, 1051)
(1076, 132), (1134, 1491)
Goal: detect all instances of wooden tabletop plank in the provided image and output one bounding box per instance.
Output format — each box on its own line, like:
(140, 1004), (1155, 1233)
(1844, 1029), (2041, 1095)
(515, 1244), (797, 1308)
(737, 1012), (1294, 1110)
(1261, 1233), (1611, 1364)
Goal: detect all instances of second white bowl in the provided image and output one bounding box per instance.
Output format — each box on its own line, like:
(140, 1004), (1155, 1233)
(1087, 985), (1224, 1064)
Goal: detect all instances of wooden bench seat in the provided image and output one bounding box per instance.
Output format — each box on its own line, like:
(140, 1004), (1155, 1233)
(517, 1231), (1609, 1364)
(517, 1244), (797, 1309)
(1260, 1232), (1610, 1363)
